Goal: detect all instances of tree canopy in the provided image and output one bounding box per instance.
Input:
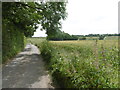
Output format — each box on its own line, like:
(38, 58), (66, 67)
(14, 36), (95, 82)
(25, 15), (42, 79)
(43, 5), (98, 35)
(2, 1), (67, 37)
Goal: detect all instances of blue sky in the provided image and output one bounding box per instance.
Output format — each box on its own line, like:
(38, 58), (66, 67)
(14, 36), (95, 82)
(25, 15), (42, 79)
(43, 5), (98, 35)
(33, 0), (119, 37)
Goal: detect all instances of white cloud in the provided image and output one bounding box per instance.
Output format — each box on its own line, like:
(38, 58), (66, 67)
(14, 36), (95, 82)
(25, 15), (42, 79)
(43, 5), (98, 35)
(62, 0), (119, 35)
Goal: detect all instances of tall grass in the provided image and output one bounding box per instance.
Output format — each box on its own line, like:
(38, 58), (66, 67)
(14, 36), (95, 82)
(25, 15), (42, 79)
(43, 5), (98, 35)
(29, 38), (119, 88)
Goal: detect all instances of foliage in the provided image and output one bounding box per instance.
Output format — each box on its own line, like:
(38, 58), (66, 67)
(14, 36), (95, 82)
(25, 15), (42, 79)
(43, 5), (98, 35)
(76, 34), (120, 40)
(2, 24), (24, 63)
(40, 2), (67, 37)
(78, 37), (86, 40)
(29, 38), (119, 88)
(99, 35), (105, 40)
(3, 2), (67, 37)
(47, 30), (79, 41)
(3, 2), (39, 37)
(84, 34), (120, 37)
(2, 2), (67, 63)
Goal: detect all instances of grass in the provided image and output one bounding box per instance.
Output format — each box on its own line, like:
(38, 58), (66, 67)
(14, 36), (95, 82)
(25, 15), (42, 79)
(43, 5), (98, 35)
(28, 38), (119, 88)
(27, 37), (46, 45)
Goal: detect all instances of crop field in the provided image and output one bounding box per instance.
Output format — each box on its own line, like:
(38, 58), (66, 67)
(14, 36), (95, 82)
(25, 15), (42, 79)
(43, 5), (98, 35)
(86, 37), (99, 40)
(104, 36), (119, 40)
(28, 38), (119, 88)
(84, 36), (119, 40)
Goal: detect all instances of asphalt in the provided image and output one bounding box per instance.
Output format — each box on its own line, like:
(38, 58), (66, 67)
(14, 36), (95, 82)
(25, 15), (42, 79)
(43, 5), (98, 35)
(2, 44), (54, 89)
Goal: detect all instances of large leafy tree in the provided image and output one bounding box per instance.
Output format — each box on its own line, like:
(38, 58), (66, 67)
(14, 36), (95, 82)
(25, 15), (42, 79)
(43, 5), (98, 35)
(2, 1), (67, 37)
(2, 1), (67, 63)
(40, 2), (67, 37)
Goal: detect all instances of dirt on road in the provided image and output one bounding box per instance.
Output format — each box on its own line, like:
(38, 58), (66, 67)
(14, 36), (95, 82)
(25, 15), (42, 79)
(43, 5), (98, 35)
(2, 44), (55, 89)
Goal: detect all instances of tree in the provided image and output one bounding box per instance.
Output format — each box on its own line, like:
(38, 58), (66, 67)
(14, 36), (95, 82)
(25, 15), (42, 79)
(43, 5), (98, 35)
(2, 1), (67, 63)
(2, 1), (67, 37)
(40, 2), (67, 37)
(99, 35), (105, 40)
(3, 2), (41, 37)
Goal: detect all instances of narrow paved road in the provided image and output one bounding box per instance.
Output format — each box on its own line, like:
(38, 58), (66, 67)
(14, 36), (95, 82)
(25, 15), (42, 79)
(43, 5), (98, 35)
(2, 44), (54, 88)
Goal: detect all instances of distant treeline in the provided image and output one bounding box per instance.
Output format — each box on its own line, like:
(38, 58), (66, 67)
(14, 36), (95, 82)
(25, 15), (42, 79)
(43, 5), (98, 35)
(76, 33), (120, 37)
(47, 30), (78, 40)
(48, 32), (120, 41)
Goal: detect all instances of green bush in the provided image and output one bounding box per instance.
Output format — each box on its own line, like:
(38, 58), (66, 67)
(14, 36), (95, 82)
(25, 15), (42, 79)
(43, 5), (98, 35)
(39, 41), (118, 88)
(2, 24), (24, 63)
(99, 35), (105, 40)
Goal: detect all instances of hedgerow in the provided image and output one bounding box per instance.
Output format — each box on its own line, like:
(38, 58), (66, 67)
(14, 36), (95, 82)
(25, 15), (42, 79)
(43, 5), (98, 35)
(39, 40), (118, 88)
(2, 24), (25, 63)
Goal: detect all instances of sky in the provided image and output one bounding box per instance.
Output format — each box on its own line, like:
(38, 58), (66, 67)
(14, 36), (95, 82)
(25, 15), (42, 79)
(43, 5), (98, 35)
(33, 0), (119, 37)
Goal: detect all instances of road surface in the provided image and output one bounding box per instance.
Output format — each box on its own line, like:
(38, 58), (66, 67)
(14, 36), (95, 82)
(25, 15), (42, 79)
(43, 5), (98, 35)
(2, 44), (55, 89)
